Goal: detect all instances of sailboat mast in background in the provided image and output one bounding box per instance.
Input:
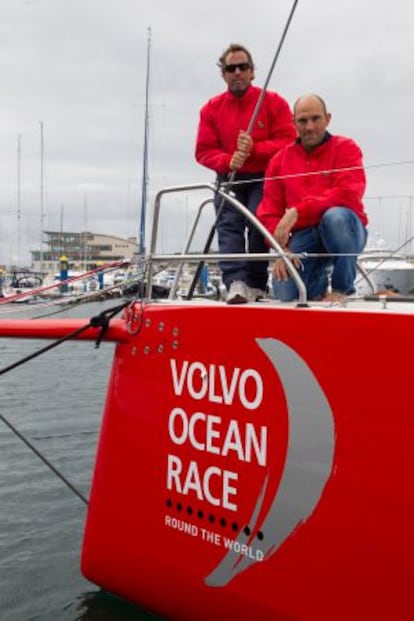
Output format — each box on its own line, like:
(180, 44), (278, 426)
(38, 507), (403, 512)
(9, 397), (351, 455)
(39, 120), (45, 271)
(16, 134), (22, 265)
(138, 27), (151, 257)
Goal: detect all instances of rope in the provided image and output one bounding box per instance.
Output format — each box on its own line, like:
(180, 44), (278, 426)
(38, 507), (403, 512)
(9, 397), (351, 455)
(0, 256), (150, 318)
(0, 323), (93, 376)
(0, 259), (131, 306)
(0, 300), (129, 504)
(0, 412), (89, 505)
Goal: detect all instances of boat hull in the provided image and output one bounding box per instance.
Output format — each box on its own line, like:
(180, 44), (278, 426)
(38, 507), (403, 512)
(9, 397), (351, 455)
(81, 301), (414, 621)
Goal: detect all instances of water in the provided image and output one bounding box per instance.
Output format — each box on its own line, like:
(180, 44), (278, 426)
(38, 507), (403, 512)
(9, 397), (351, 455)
(0, 301), (165, 621)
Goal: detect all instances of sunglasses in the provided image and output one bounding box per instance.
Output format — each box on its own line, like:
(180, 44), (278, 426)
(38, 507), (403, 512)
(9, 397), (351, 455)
(223, 62), (251, 73)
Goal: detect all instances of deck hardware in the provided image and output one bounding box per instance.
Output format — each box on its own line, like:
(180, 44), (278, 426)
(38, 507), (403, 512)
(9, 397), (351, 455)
(379, 294), (388, 309)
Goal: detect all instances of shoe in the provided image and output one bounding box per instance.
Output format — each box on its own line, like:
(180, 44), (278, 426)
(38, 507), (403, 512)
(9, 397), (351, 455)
(323, 290), (348, 304)
(247, 287), (267, 301)
(226, 281), (249, 304)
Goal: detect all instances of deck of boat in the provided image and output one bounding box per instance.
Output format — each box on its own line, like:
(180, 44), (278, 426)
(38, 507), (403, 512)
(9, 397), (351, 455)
(150, 293), (414, 315)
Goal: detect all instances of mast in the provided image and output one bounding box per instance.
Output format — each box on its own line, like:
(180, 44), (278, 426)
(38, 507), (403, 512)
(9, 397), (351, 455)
(40, 120), (44, 270)
(138, 27), (151, 257)
(83, 192), (88, 270)
(60, 204), (65, 257)
(17, 134), (22, 266)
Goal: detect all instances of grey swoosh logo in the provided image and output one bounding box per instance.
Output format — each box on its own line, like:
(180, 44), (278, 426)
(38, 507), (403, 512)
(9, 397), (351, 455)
(205, 338), (335, 587)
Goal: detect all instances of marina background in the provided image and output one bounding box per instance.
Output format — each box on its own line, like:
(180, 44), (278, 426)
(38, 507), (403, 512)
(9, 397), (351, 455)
(0, 300), (165, 621)
(1, 0), (414, 266)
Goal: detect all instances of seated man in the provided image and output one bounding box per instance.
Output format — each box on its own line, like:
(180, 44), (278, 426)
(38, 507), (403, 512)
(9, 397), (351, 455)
(257, 93), (368, 302)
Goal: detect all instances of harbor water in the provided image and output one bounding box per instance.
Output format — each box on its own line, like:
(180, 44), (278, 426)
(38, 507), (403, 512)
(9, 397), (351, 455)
(0, 300), (165, 621)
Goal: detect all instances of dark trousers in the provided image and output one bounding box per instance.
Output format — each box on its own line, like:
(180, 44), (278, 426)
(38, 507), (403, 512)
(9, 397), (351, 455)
(214, 174), (268, 291)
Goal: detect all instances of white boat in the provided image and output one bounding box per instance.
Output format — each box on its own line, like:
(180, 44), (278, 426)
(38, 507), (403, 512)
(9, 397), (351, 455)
(47, 270), (100, 295)
(1, 270), (44, 303)
(356, 249), (414, 295)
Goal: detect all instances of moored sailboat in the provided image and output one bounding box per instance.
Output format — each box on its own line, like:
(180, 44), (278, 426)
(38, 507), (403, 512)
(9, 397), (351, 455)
(356, 247), (414, 295)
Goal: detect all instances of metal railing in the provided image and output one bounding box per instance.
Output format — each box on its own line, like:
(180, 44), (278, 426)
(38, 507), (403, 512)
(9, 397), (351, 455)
(147, 182), (309, 305)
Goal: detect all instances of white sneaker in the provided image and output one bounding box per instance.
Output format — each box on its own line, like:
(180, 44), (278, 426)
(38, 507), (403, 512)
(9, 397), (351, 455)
(226, 281), (249, 304)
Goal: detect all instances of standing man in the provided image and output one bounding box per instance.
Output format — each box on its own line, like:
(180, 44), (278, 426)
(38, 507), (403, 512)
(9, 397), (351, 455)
(195, 43), (296, 304)
(257, 94), (368, 302)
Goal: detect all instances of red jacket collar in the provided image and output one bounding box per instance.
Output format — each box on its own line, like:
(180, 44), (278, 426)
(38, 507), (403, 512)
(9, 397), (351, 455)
(295, 131), (332, 153)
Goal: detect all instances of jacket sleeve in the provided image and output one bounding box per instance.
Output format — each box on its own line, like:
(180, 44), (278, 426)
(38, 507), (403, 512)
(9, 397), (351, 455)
(251, 96), (296, 166)
(195, 102), (232, 173)
(256, 153), (287, 235)
(295, 139), (366, 227)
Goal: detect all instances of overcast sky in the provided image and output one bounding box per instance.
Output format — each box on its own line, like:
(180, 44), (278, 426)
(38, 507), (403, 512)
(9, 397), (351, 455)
(1, 0), (414, 265)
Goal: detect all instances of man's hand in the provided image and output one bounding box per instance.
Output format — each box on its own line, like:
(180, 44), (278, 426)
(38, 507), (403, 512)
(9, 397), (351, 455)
(273, 249), (302, 281)
(230, 150), (249, 170)
(230, 131), (253, 170)
(273, 207), (299, 247)
(237, 131), (253, 154)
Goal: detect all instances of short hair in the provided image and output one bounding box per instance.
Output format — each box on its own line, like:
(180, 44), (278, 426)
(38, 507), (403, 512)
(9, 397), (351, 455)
(293, 94), (328, 115)
(217, 43), (255, 71)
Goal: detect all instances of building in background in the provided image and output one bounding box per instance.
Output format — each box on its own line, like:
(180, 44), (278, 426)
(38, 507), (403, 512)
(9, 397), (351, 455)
(31, 231), (137, 273)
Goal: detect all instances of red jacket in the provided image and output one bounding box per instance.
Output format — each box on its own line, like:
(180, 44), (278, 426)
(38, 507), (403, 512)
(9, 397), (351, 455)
(195, 85), (296, 174)
(257, 134), (368, 233)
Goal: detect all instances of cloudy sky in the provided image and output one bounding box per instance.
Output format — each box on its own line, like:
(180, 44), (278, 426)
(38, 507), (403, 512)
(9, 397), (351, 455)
(1, 0), (414, 265)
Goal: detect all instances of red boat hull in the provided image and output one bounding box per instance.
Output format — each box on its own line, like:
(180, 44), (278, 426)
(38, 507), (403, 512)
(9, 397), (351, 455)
(79, 302), (414, 620)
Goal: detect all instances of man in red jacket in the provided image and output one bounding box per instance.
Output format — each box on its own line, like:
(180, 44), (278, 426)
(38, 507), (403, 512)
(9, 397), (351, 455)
(257, 93), (368, 302)
(195, 43), (296, 304)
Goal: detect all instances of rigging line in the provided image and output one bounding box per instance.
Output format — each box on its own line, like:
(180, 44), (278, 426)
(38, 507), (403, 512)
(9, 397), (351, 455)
(277, 239), (414, 263)
(0, 294), (84, 318)
(0, 302), (128, 503)
(30, 275), (139, 319)
(93, 301), (130, 348)
(31, 292), (111, 319)
(353, 236), (414, 286)
(0, 323), (93, 376)
(0, 302), (128, 377)
(0, 259), (142, 313)
(187, 0), (300, 300)
(32, 430), (97, 440)
(0, 411), (88, 505)
(220, 158), (414, 188)
(0, 259), (130, 306)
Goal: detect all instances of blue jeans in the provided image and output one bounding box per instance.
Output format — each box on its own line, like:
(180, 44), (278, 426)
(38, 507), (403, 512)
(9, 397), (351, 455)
(272, 207), (368, 301)
(215, 174), (268, 291)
